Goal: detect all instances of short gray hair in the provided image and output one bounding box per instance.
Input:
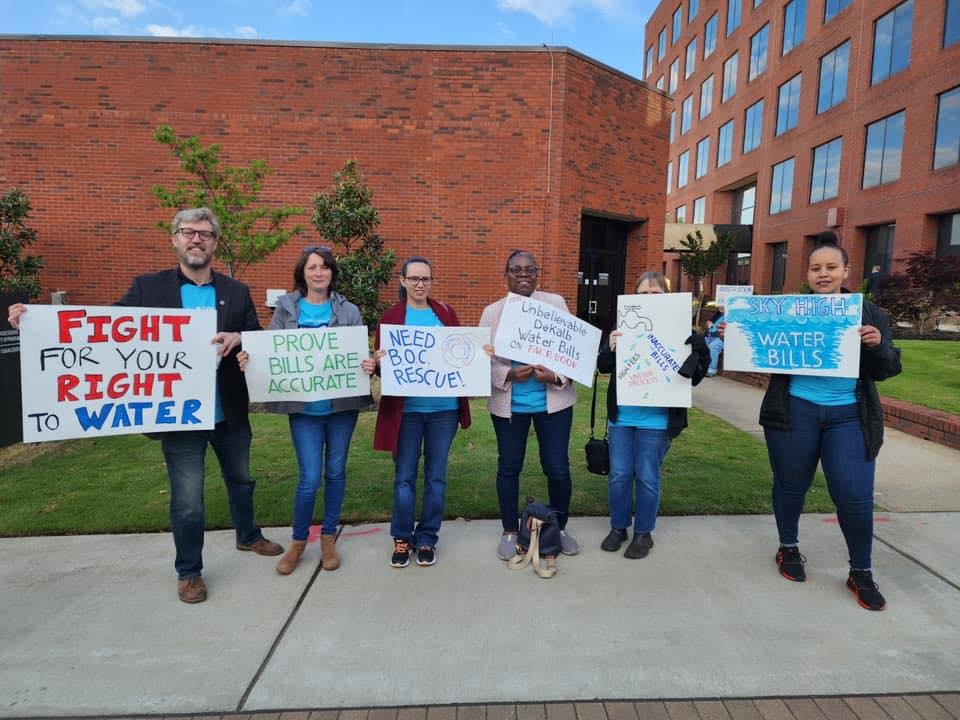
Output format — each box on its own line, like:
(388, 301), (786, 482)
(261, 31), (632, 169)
(171, 207), (221, 239)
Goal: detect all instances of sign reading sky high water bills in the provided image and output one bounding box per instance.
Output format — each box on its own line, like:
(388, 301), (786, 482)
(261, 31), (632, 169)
(19, 305), (217, 442)
(379, 325), (491, 397)
(723, 294), (863, 377)
(492, 293), (601, 387)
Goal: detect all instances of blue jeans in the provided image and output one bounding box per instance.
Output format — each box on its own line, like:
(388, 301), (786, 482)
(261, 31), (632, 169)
(705, 336), (724, 374)
(764, 397), (876, 570)
(161, 419), (262, 579)
(492, 406), (573, 532)
(391, 409), (459, 548)
(288, 410), (359, 541)
(607, 425), (671, 534)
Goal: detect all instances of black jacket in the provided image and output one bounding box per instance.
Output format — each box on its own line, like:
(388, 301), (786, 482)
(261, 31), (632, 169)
(116, 267), (262, 424)
(597, 333), (711, 439)
(758, 298), (901, 459)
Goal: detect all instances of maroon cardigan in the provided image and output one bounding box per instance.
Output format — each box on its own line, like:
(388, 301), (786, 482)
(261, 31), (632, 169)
(373, 298), (472, 454)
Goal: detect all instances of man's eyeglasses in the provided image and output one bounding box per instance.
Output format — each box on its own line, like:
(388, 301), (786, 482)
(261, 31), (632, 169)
(302, 245), (332, 255)
(507, 265), (539, 277)
(404, 276), (433, 286)
(176, 228), (217, 241)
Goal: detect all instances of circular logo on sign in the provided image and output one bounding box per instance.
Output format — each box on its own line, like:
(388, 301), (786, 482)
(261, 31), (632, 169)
(442, 334), (475, 368)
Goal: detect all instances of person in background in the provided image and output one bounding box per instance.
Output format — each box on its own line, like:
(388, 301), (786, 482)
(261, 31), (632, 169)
(704, 305), (724, 377)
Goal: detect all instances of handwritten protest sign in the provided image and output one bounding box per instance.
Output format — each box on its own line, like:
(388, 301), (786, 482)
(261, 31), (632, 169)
(615, 293), (693, 407)
(19, 305), (217, 442)
(241, 326), (370, 402)
(715, 284), (753, 308)
(723, 294), (863, 377)
(379, 325), (491, 397)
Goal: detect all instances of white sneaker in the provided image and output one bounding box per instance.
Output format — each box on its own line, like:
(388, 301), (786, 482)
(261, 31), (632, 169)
(560, 530), (581, 556)
(497, 532), (518, 560)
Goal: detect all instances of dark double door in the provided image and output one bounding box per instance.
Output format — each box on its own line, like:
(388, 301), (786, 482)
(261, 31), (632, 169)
(577, 216), (628, 340)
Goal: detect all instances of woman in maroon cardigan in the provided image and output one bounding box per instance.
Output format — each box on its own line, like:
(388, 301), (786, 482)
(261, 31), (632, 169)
(373, 256), (471, 569)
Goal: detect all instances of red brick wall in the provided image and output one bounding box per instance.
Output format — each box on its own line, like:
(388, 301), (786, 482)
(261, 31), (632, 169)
(0, 38), (669, 326)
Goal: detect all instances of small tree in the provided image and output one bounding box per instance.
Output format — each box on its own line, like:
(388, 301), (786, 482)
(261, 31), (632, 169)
(151, 124), (304, 278)
(0, 189), (43, 300)
(677, 229), (735, 322)
(879, 251), (960, 336)
(312, 160), (395, 330)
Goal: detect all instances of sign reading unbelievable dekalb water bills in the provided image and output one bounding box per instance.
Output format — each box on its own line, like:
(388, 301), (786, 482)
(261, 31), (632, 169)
(723, 293), (863, 377)
(379, 325), (491, 397)
(492, 293), (601, 387)
(19, 305), (217, 442)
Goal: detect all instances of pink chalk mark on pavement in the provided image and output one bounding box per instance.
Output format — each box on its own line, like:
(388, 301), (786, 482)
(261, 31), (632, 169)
(821, 515), (891, 524)
(308, 525), (384, 542)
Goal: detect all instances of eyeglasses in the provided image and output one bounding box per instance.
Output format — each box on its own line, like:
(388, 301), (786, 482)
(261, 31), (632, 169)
(404, 276), (433, 286)
(507, 265), (539, 277)
(176, 228), (217, 241)
(302, 245), (332, 255)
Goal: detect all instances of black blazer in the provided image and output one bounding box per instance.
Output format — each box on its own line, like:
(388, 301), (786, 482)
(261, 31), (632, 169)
(116, 267), (261, 424)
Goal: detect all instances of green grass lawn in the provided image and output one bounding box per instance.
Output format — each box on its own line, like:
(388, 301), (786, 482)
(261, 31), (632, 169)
(880, 340), (960, 416)
(0, 380), (834, 536)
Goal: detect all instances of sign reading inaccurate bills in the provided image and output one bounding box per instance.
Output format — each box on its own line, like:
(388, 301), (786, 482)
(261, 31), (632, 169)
(19, 305), (217, 442)
(714, 284), (753, 308)
(379, 325), (491, 397)
(241, 326), (371, 402)
(492, 293), (601, 387)
(723, 293), (863, 377)
(615, 292), (693, 408)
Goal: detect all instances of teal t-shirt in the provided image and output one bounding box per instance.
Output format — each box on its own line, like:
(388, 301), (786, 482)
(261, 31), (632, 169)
(180, 283), (223, 424)
(510, 361), (547, 414)
(610, 405), (669, 429)
(401, 305), (459, 414)
(789, 375), (857, 406)
(297, 298), (334, 416)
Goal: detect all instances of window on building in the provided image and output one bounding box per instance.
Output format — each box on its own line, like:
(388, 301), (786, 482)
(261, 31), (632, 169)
(934, 85), (960, 169)
(864, 224), (895, 273)
(670, 59), (680, 94)
(685, 38), (698, 78)
(718, 120), (735, 166)
(693, 196), (706, 223)
(700, 75), (715, 119)
(818, 41), (850, 114)
(722, 52), (738, 101)
(673, 7), (683, 43)
(770, 242), (788, 292)
(754, 0), (763, 7)
(810, 137), (843, 203)
(776, 74), (802, 134)
(689, 0), (700, 23)
(727, 0), (742, 36)
(872, 0), (913, 85)
(645, 46), (654, 78)
(679, 150), (690, 187)
(937, 213), (960, 256)
(947, 0), (960, 47)
(863, 110), (905, 188)
(659, 29), (667, 60)
(705, 13), (719, 57)
(770, 157), (795, 214)
(676, 205), (688, 222)
(657, 75), (665, 90)
(667, 161), (673, 194)
(696, 136), (711, 177)
(733, 185), (756, 224)
(670, 110), (677, 144)
(782, 0), (806, 55)
(749, 24), (770, 80)
(743, 100), (764, 153)
(824, 0), (851, 23)
(681, 95), (694, 134)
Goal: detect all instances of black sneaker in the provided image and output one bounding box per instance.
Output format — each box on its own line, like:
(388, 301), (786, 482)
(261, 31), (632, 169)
(847, 570), (886, 611)
(775, 546), (806, 582)
(390, 539), (411, 568)
(601, 528), (628, 552)
(623, 532), (654, 559)
(416, 546), (437, 566)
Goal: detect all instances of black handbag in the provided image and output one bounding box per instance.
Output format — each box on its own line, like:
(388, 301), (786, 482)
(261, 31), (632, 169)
(585, 370), (610, 475)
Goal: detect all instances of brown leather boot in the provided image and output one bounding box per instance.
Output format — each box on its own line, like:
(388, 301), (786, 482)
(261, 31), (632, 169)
(320, 534), (341, 571)
(275, 539), (306, 575)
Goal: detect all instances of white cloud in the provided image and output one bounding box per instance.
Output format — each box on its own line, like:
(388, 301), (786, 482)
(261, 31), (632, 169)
(79, 0), (147, 18)
(497, 0), (626, 27)
(90, 15), (126, 32)
(234, 25), (259, 38)
(497, 21), (516, 38)
(145, 23), (201, 36)
(278, 0), (312, 16)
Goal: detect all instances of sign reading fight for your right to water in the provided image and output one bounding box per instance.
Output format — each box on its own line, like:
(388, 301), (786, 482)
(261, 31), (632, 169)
(723, 293), (863, 377)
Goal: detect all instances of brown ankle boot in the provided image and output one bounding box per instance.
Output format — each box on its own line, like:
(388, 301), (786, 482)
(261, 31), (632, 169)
(320, 534), (340, 571)
(276, 539), (306, 575)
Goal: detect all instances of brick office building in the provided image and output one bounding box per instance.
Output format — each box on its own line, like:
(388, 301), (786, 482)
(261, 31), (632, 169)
(643, 0), (960, 294)
(0, 37), (670, 332)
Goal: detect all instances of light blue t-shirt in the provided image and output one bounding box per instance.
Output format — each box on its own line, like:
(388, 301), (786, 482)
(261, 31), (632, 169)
(789, 375), (857, 406)
(610, 405), (669, 429)
(180, 283), (224, 424)
(402, 305), (459, 414)
(510, 361), (547, 414)
(297, 298), (334, 416)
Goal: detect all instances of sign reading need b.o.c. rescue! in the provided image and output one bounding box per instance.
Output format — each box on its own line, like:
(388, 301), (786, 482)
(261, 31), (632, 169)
(19, 305), (218, 442)
(379, 324), (491, 397)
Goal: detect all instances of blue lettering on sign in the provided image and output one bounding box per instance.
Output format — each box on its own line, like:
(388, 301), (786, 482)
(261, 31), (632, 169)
(74, 400), (206, 431)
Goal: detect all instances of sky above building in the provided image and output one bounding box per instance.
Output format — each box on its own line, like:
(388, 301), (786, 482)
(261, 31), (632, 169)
(3, 0), (658, 79)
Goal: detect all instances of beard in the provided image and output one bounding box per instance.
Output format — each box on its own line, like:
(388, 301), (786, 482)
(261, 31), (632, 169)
(179, 248), (213, 268)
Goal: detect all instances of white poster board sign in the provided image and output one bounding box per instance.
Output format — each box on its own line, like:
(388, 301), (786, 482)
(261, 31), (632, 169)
(492, 293), (601, 387)
(19, 305), (217, 442)
(615, 293), (693, 408)
(379, 325), (491, 397)
(241, 326), (371, 402)
(715, 284), (753, 308)
(723, 293), (863, 377)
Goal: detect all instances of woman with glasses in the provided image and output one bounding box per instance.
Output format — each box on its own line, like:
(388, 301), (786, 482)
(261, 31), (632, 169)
(479, 250), (580, 562)
(240, 246), (375, 575)
(598, 271), (710, 559)
(372, 256), (471, 568)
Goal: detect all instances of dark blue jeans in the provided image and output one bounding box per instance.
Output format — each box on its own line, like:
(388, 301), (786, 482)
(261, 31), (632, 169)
(492, 406), (573, 532)
(390, 409), (460, 548)
(160, 419), (262, 579)
(764, 397), (876, 570)
(288, 410), (359, 541)
(607, 426), (671, 534)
